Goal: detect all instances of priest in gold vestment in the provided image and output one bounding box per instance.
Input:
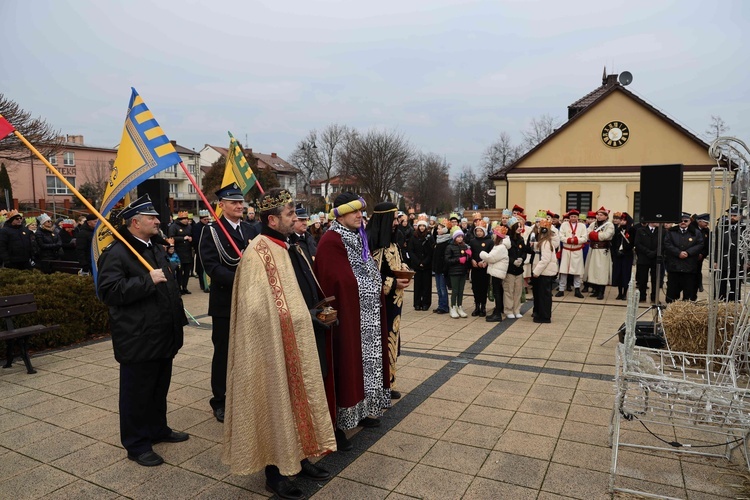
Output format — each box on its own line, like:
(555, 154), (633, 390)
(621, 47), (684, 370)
(222, 188), (336, 500)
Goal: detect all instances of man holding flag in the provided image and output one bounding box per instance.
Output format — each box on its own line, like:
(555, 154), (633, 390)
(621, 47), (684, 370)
(199, 132), (262, 422)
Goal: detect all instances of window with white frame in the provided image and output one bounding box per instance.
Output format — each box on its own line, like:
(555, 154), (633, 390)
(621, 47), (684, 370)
(169, 182), (178, 194)
(47, 176), (75, 195)
(48, 154), (57, 165)
(63, 152), (75, 166)
(188, 183), (196, 194)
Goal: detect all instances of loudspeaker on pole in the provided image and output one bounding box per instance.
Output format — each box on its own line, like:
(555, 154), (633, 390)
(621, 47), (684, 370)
(639, 164), (683, 223)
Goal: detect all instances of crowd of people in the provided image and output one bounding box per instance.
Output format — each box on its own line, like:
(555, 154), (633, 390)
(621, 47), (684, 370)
(0, 193), (735, 500)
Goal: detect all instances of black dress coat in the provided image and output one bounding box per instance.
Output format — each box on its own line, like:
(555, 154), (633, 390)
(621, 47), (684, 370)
(663, 226), (704, 273)
(97, 228), (187, 364)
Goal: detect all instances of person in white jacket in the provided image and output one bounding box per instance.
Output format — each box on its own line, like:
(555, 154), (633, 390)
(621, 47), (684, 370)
(532, 220), (559, 324)
(480, 225), (509, 322)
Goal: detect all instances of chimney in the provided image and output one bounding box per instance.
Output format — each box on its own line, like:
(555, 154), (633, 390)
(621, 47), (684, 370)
(247, 148), (253, 155)
(170, 140), (177, 146)
(605, 74), (618, 87)
(271, 152), (277, 158)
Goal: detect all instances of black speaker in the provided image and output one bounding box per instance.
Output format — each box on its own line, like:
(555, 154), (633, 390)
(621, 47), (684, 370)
(137, 179), (171, 228)
(640, 164), (683, 222)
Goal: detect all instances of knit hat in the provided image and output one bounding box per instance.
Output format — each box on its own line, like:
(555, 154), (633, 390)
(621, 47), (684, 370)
(451, 228), (465, 240)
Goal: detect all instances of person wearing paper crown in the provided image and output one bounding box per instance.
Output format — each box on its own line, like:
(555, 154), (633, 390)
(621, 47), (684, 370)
(503, 216), (532, 319)
(314, 192), (391, 451)
(0, 210), (34, 269)
(583, 206), (615, 300)
(34, 212), (62, 273)
(198, 183), (260, 424)
(168, 210), (194, 294)
(408, 214), (433, 312)
(480, 225), (509, 321)
(431, 218), (452, 314)
(192, 210), (211, 292)
(221, 188), (335, 498)
(531, 219), (558, 323)
(96, 194), (189, 467)
(556, 209), (588, 299)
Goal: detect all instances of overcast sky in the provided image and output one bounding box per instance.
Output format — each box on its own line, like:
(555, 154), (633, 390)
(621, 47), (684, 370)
(1, 0), (748, 176)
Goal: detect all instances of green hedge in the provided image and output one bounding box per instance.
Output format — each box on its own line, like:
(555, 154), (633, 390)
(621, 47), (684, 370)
(0, 268), (109, 353)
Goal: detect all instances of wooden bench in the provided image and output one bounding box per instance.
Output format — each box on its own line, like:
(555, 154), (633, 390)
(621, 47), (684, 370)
(1, 294), (60, 374)
(47, 260), (82, 275)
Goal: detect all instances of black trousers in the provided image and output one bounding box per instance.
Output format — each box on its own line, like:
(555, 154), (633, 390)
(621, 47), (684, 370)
(533, 275), (553, 322)
(717, 269), (742, 301)
(666, 271), (697, 302)
(413, 269), (432, 309)
(490, 276), (504, 313)
(471, 267), (490, 305)
(119, 358), (173, 455)
(177, 262), (192, 290)
(635, 264), (659, 301)
(210, 315), (230, 410)
(194, 257), (206, 290)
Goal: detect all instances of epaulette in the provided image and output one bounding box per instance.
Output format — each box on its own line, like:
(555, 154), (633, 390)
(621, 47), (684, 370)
(101, 241), (116, 253)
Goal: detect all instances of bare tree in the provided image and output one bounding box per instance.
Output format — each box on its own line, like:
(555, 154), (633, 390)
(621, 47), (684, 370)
(705, 115), (730, 142)
(339, 129), (413, 205)
(453, 166), (478, 211)
(482, 131), (521, 177)
(78, 157), (114, 207)
(0, 93), (61, 161)
(406, 152), (452, 214)
(289, 123), (352, 202)
(521, 113), (561, 152)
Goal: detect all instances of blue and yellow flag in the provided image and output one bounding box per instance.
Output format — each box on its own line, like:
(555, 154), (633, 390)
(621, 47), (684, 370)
(92, 88), (182, 277)
(216, 131), (258, 217)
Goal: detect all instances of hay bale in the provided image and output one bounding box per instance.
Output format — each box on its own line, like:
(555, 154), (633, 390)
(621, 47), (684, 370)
(661, 300), (740, 355)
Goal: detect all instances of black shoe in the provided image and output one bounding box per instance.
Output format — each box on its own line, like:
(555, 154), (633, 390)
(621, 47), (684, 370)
(359, 417), (381, 428)
(597, 291), (605, 300)
(153, 431), (189, 444)
(335, 428), (352, 451)
(471, 306), (481, 317)
(479, 305), (486, 317)
(128, 450), (164, 467)
(203, 288), (210, 293)
(566, 285), (572, 292)
(639, 296), (647, 303)
(486, 313), (503, 322)
(581, 286), (589, 293)
(615, 293), (623, 300)
(182, 289), (191, 295)
(574, 289), (584, 299)
(299, 460), (330, 482)
(555, 290), (565, 297)
(213, 407), (225, 423)
(266, 479), (306, 500)
(434, 309), (449, 314)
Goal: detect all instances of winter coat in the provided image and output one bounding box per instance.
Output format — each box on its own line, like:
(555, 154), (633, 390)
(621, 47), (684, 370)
(504, 235), (531, 276)
(468, 233), (493, 263)
(97, 227), (187, 364)
(634, 224), (659, 266)
(0, 223), (35, 265)
(168, 221), (194, 264)
(59, 229), (77, 260)
(35, 227), (62, 261)
(480, 240), (509, 279)
(444, 241), (471, 276)
(432, 235), (451, 274)
(408, 231), (433, 271)
(76, 223), (95, 272)
(663, 225), (703, 273)
(533, 238), (559, 277)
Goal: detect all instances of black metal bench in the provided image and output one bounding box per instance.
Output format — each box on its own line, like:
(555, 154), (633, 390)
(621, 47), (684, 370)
(47, 260), (82, 275)
(1, 294), (59, 374)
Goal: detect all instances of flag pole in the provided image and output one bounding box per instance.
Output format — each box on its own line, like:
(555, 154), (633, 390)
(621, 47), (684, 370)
(177, 161), (243, 257)
(3, 118), (153, 272)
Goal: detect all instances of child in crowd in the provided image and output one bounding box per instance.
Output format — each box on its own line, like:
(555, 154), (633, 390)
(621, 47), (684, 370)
(531, 220), (558, 323)
(445, 228), (471, 318)
(480, 225), (509, 322)
(503, 218), (531, 319)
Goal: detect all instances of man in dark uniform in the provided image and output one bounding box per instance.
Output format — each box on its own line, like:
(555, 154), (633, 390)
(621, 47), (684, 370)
(97, 194), (189, 467)
(192, 210), (210, 292)
(664, 212), (704, 302)
(292, 205), (317, 258)
(0, 210), (34, 270)
(198, 183), (259, 422)
(168, 211), (194, 294)
(713, 207), (744, 301)
(634, 221), (660, 303)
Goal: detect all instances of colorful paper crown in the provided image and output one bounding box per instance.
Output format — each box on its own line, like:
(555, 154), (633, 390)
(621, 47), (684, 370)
(472, 211), (482, 220)
(613, 211), (622, 218)
(258, 190), (294, 213)
(493, 225), (508, 237)
(176, 211), (189, 219)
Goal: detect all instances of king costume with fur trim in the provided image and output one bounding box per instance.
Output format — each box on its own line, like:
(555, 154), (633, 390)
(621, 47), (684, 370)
(314, 197), (391, 431)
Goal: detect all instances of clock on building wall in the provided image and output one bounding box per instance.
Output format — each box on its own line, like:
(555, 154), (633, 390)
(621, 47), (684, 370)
(601, 121), (630, 148)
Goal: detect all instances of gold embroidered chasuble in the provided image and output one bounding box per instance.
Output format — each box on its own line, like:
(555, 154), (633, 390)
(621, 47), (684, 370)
(222, 235), (336, 476)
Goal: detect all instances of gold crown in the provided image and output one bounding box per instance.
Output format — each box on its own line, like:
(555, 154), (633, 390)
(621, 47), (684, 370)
(258, 190), (293, 213)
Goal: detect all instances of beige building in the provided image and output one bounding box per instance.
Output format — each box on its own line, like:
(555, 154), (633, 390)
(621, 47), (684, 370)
(150, 141), (203, 213)
(2, 134), (116, 213)
(491, 73), (720, 219)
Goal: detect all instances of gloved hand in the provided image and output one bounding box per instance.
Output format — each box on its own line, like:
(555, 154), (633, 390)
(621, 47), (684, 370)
(465, 248), (472, 258)
(310, 309), (334, 330)
(459, 256), (467, 265)
(513, 258), (523, 266)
